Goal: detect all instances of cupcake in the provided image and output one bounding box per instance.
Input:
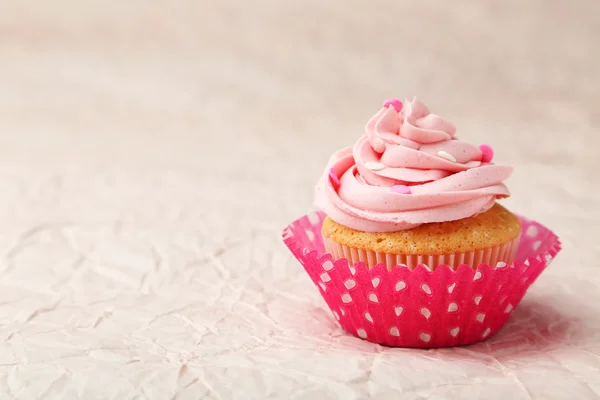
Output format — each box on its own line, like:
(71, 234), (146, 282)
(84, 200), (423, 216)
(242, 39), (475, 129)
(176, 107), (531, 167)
(282, 97), (560, 348)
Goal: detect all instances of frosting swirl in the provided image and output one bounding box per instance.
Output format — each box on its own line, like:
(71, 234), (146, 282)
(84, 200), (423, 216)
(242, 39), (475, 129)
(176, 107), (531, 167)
(315, 98), (512, 232)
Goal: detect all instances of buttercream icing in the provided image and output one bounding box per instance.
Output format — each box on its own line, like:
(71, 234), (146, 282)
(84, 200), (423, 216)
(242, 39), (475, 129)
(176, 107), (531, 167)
(315, 98), (511, 232)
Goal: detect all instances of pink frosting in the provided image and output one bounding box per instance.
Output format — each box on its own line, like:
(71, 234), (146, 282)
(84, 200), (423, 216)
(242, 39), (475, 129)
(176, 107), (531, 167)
(315, 98), (512, 232)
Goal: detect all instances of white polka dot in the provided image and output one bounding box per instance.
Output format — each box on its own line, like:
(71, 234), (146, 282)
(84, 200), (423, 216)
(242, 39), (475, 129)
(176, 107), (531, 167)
(496, 262), (507, 269)
(421, 283), (432, 295)
(368, 293), (379, 303)
(473, 271), (483, 281)
(308, 212), (320, 225)
(333, 311), (340, 320)
(419, 333), (431, 343)
(448, 303), (458, 312)
(349, 266), (356, 275)
(394, 306), (403, 316)
(341, 293), (352, 303)
(344, 279), (356, 289)
(532, 240), (541, 251)
(473, 295), (482, 305)
(320, 272), (331, 282)
(318, 282), (326, 291)
(357, 329), (367, 339)
(371, 277), (381, 288)
(365, 161), (385, 171)
(526, 225), (539, 237)
(524, 259), (530, 266)
(364, 313), (373, 323)
(282, 229), (293, 240)
(476, 313), (486, 323)
(389, 327), (400, 337)
(504, 304), (513, 313)
(420, 307), (431, 319)
(482, 327), (491, 338)
(449, 327), (460, 337)
(437, 150), (457, 162)
(305, 229), (315, 241)
(447, 283), (456, 293)
(395, 281), (407, 292)
(322, 261), (334, 271)
(545, 254), (553, 262)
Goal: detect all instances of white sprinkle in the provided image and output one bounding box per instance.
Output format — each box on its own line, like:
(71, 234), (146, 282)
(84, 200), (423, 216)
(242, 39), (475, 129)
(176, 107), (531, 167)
(437, 150), (457, 162)
(365, 161), (385, 171)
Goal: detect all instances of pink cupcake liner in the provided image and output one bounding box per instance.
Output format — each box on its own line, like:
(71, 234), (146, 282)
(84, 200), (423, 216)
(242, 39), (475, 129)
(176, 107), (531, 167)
(323, 235), (520, 270)
(282, 211), (561, 348)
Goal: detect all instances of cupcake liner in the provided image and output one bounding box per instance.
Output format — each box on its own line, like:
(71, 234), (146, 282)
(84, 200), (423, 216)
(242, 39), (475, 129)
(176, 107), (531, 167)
(323, 235), (520, 270)
(282, 211), (561, 348)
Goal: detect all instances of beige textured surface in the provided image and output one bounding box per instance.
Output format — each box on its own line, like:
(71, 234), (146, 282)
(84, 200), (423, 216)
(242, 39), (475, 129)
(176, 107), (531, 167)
(0, 1), (598, 399)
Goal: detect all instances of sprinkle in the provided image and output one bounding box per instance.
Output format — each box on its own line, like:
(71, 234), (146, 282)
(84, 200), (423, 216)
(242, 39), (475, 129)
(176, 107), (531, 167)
(437, 150), (456, 162)
(383, 98), (403, 112)
(329, 168), (340, 185)
(365, 161), (385, 171)
(391, 185), (412, 194)
(479, 144), (494, 163)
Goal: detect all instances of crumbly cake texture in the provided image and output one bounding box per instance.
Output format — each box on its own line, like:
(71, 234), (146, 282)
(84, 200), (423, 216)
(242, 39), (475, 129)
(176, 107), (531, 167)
(321, 203), (521, 256)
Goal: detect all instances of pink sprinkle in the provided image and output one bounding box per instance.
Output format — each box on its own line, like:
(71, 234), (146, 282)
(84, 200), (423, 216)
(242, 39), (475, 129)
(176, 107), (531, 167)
(383, 99), (403, 112)
(479, 144), (494, 163)
(391, 185), (411, 194)
(329, 168), (340, 185)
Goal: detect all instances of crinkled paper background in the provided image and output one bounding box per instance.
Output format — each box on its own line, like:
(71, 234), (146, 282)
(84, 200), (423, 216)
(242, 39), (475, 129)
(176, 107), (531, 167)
(0, 1), (597, 399)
